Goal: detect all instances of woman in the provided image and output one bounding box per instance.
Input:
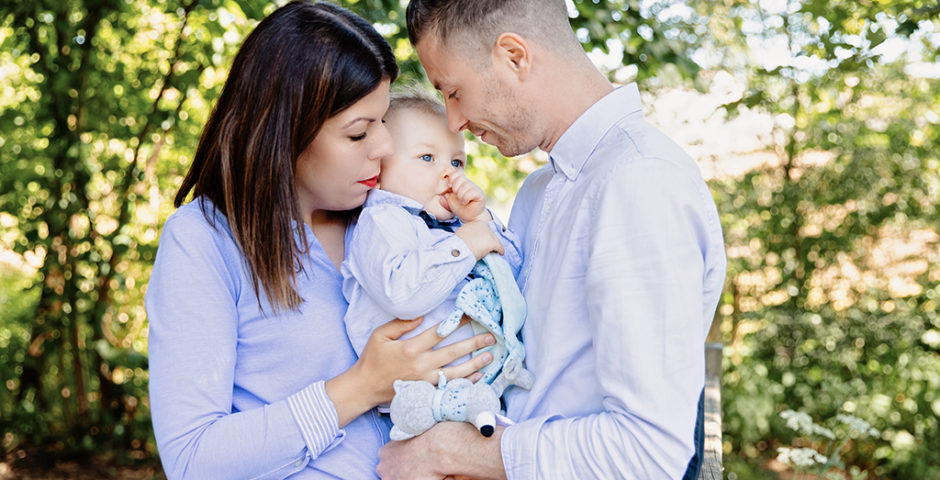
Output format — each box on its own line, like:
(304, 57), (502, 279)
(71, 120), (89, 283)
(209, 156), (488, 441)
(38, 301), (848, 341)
(145, 2), (494, 478)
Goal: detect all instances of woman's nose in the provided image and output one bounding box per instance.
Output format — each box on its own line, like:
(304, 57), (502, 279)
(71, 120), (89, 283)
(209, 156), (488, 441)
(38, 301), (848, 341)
(371, 122), (394, 161)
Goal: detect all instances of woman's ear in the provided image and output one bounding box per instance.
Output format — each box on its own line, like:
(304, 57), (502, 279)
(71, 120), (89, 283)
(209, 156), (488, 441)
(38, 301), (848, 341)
(492, 32), (531, 81)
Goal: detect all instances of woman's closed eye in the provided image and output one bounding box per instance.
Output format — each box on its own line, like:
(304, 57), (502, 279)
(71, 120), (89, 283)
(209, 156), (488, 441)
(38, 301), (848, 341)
(349, 132), (367, 141)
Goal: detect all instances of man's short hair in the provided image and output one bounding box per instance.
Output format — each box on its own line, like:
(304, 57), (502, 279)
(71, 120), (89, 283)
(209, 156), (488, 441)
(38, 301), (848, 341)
(406, 0), (577, 56)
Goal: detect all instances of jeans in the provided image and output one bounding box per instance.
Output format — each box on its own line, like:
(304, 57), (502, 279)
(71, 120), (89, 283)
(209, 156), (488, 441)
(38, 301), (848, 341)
(681, 388), (706, 480)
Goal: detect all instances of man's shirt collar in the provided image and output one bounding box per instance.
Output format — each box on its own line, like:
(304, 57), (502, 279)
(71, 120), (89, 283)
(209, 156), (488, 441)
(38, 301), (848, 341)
(549, 83), (643, 181)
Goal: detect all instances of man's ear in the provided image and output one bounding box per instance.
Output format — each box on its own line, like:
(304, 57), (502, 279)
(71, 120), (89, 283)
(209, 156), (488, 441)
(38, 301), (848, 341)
(492, 33), (531, 81)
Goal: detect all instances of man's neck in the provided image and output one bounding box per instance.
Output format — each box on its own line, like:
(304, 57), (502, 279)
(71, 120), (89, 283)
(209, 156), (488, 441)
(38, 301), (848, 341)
(538, 61), (614, 153)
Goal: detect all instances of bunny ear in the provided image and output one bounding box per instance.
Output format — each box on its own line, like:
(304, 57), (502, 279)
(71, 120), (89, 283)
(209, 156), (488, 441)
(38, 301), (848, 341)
(393, 379), (405, 393)
(389, 426), (415, 441)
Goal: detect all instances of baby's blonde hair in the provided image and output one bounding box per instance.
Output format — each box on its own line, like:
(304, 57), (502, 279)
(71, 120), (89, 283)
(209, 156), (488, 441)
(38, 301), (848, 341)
(387, 84), (447, 120)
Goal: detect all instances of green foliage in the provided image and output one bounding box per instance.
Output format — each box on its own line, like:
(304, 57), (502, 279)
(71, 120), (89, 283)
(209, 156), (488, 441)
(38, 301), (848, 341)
(707, 1), (940, 477)
(775, 409), (880, 479)
(0, 0), (259, 462)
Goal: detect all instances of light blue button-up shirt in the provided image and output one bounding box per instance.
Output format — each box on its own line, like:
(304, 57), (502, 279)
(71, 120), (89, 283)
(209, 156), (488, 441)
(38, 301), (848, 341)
(499, 84), (727, 479)
(146, 198), (391, 479)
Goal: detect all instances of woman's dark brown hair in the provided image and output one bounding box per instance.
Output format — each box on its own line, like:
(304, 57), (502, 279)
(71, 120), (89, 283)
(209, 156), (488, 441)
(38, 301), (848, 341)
(175, 1), (398, 311)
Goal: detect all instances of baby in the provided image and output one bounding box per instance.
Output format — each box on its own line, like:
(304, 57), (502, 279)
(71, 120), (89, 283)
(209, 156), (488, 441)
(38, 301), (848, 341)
(342, 87), (521, 358)
(341, 88), (527, 433)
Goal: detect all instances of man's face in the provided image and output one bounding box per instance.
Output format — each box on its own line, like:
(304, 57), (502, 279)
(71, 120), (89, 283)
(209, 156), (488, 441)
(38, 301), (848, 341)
(415, 35), (539, 157)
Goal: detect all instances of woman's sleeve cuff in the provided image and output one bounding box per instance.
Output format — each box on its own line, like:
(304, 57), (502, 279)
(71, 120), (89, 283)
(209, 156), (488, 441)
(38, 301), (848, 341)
(287, 381), (345, 459)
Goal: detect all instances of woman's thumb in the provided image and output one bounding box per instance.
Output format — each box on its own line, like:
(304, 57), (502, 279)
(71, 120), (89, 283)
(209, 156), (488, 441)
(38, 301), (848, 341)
(378, 317), (424, 340)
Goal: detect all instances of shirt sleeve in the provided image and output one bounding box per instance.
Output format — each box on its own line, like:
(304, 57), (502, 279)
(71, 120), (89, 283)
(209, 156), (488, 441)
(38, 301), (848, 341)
(146, 210), (343, 480)
(345, 206), (476, 320)
(501, 157), (717, 479)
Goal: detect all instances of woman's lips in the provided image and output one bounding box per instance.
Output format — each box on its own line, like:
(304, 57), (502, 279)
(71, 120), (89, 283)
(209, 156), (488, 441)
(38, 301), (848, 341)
(358, 176), (378, 188)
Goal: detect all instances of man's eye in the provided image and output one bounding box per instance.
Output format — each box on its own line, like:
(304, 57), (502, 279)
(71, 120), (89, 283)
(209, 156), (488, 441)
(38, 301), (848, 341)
(450, 159), (463, 168)
(420, 154), (433, 162)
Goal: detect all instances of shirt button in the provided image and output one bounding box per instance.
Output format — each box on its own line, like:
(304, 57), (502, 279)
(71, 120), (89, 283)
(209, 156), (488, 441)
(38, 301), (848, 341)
(294, 460), (304, 467)
(502, 226), (507, 232)
(451, 249), (460, 257)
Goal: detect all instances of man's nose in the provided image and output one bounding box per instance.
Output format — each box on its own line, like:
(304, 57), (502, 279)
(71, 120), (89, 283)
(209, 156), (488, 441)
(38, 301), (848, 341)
(445, 103), (468, 134)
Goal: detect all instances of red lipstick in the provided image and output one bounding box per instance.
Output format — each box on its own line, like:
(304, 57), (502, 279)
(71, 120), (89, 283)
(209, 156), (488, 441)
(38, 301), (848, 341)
(358, 176), (378, 188)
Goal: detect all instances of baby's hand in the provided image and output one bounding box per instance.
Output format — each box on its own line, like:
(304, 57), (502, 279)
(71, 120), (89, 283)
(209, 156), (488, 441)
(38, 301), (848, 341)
(454, 220), (504, 260)
(445, 174), (488, 223)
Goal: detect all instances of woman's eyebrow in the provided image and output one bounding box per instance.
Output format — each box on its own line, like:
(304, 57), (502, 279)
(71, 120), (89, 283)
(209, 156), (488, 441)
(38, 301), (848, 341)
(342, 117), (374, 128)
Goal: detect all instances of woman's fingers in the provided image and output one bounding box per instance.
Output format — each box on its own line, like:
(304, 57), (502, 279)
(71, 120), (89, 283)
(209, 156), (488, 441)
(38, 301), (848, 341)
(407, 316), (469, 350)
(439, 349), (493, 383)
(431, 331), (495, 369)
(375, 317), (424, 340)
(380, 317), (495, 384)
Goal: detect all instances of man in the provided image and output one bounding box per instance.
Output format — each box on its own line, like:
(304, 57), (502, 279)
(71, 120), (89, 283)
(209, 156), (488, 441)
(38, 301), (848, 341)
(377, 1), (726, 478)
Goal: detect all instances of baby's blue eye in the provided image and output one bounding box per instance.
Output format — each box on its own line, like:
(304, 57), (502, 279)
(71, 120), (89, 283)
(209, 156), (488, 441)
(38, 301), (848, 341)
(420, 154), (433, 162)
(450, 159), (463, 168)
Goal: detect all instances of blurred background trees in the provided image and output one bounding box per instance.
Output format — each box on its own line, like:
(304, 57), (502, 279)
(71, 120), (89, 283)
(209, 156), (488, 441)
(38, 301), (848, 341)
(0, 0), (937, 477)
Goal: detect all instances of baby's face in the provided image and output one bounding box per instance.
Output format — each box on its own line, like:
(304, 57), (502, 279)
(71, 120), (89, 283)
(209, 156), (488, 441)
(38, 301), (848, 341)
(380, 107), (467, 220)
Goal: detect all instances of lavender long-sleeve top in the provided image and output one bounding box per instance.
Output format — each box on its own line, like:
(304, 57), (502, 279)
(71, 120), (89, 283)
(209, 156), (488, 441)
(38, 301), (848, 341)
(146, 198), (390, 479)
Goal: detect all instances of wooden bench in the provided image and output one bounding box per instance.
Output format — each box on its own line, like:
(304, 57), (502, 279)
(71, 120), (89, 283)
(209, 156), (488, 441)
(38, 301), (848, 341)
(699, 342), (724, 480)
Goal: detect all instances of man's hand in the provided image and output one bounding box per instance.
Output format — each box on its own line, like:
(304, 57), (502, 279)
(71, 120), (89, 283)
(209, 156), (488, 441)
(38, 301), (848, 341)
(445, 174), (489, 223)
(377, 422), (507, 480)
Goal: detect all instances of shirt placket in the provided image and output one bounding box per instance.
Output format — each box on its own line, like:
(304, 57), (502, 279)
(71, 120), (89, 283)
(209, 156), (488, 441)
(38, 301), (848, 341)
(519, 169), (565, 294)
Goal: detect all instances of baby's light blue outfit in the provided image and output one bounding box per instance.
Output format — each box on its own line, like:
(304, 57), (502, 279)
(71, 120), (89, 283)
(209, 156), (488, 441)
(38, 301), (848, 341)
(342, 190), (523, 361)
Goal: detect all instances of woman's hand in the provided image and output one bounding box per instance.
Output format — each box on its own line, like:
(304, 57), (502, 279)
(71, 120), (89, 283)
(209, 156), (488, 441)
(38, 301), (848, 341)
(326, 317), (495, 427)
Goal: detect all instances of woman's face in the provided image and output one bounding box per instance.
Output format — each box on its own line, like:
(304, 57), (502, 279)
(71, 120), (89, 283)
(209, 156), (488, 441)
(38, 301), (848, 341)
(294, 79), (393, 217)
